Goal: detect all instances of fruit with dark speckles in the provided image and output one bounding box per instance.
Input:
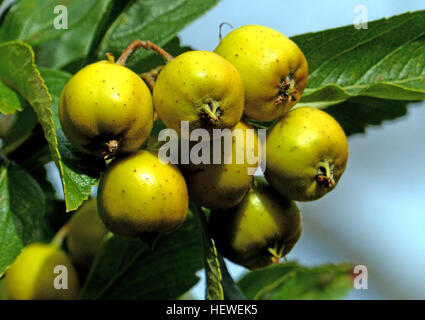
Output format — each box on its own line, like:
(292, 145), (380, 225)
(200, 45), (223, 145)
(66, 198), (108, 268)
(153, 51), (244, 135)
(4, 243), (80, 300)
(209, 177), (301, 270)
(265, 107), (348, 201)
(183, 121), (261, 210)
(59, 61), (153, 158)
(97, 150), (188, 248)
(214, 25), (308, 121)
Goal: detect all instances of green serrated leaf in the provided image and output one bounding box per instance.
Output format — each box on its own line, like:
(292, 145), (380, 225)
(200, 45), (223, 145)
(40, 68), (103, 211)
(238, 262), (354, 300)
(96, 0), (218, 72)
(325, 96), (410, 136)
(0, 41), (63, 193)
(0, 81), (24, 115)
(36, 0), (115, 69)
(294, 10), (425, 106)
(191, 203), (224, 300)
(0, 0), (100, 46)
(0, 160), (45, 276)
(80, 216), (203, 300)
(0, 41), (100, 212)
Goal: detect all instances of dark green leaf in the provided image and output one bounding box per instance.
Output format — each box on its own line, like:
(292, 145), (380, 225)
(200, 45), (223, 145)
(0, 160), (45, 276)
(36, 0), (115, 69)
(96, 0), (218, 72)
(29, 165), (69, 243)
(294, 10), (425, 106)
(80, 216), (203, 300)
(325, 96), (410, 136)
(191, 203), (224, 300)
(238, 262), (354, 300)
(0, 104), (38, 155)
(218, 254), (246, 300)
(0, 0), (100, 46)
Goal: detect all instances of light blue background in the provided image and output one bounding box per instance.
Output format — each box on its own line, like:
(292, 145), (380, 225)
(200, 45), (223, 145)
(176, 0), (425, 299)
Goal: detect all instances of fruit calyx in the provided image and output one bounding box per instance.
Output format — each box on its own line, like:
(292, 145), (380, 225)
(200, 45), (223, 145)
(267, 242), (285, 264)
(316, 161), (336, 188)
(105, 139), (119, 159)
(274, 75), (297, 105)
(200, 99), (222, 124)
(85, 135), (121, 159)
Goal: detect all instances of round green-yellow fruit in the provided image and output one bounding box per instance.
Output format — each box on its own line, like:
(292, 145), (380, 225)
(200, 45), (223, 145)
(184, 121), (262, 210)
(265, 106), (349, 201)
(209, 177), (301, 270)
(97, 150), (189, 248)
(59, 61), (153, 158)
(4, 243), (80, 300)
(153, 51), (244, 135)
(214, 25), (308, 121)
(66, 198), (108, 268)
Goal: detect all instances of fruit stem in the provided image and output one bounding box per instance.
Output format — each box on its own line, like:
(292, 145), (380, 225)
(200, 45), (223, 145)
(274, 75), (297, 105)
(117, 40), (174, 66)
(316, 161), (336, 188)
(105, 52), (115, 63)
(200, 100), (221, 124)
(219, 22), (233, 40)
(140, 65), (164, 92)
(51, 222), (70, 248)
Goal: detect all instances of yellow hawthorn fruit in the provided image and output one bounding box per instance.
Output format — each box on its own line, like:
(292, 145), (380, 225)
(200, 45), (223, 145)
(59, 61), (153, 158)
(265, 107), (349, 201)
(153, 51), (244, 135)
(4, 243), (80, 300)
(97, 150), (188, 248)
(184, 121), (261, 210)
(214, 25), (308, 121)
(66, 198), (108, 268)
(209, 177), (301, 270)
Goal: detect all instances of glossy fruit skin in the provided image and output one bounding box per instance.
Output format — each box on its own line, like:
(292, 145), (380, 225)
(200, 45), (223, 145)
(209, 177), (301, 270)
(97, 150), (188, 247)
(184, 121), (261, 210)
(66, 198), (108, 268)
(153, 51), (244, 135)
(265, 107), (349, 201)
(59, 61), (153, 158)
(4, 243), (80, 300)
(214, 25), (308, 122)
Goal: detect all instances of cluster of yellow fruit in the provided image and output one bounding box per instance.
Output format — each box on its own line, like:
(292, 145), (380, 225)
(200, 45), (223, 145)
(3, 25), (349, 299)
